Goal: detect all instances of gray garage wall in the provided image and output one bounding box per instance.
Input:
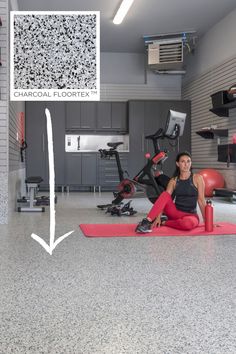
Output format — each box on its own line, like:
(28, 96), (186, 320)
(9, 101), (25, 172)
(8, 100), (26, 212)
(183, 8), (236, 84)
(6, 1), (26, 216)
(0, 0), (8, 223)
(182, 8), (236, 189)
(100, 52), (182, 100)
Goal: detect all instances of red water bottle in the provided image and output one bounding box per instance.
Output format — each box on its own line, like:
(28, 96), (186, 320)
(205, 200), (214, 232)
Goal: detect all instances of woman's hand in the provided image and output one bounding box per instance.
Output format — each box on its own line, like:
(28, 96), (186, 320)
(152, 214), (162, 228)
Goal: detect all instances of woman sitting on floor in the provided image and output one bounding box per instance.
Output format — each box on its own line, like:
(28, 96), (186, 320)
(135, 151), (206, 233)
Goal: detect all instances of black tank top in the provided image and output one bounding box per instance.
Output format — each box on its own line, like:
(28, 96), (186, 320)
(174, 174), (198, 213)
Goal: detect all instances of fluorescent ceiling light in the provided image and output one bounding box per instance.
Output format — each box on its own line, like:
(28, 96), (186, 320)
(113, 0), (134, 25)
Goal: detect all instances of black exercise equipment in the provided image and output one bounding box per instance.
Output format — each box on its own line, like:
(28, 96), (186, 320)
(20, 140), (27, 163)
(98, 109), (187, 206)
(17, 176), (56, 212)
(213, 188), (236, 203)
(106, 201), (137, 216)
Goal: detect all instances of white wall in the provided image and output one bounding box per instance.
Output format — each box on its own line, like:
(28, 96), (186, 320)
(184, 7), (236, 83)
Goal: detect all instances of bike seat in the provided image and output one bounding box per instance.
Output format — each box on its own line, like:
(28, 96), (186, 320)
(145, 128), (164, 140)
(25, 176), (43, 184)
(107, 142), (124, 149)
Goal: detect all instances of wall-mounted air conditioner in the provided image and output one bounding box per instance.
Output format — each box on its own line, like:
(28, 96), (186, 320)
(148, 38), (184, 71)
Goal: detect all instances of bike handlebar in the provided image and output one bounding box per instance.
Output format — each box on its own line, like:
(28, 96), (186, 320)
(145, 124), (180, 141)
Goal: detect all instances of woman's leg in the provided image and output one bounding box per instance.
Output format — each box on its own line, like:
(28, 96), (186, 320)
(136, 191), (174, 233)
(147, 191), (199, 231)
(165, 215), (199, 230)
(147, 191), (174, 220)
(136, 191), (199, 232)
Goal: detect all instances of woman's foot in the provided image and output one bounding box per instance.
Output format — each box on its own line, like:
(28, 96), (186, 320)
(135, 218), (152, 233)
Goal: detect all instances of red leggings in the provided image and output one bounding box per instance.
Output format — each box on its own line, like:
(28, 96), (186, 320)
(147, 191), (199, 230)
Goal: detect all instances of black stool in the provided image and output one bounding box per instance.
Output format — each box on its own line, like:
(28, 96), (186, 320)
(17, 176), (45, 212)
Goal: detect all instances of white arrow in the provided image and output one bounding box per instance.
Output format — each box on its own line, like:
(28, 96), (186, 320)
(31, 108), (74, 255)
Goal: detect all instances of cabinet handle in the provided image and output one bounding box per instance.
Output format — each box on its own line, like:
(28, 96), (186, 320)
(42, 133), (45, 152)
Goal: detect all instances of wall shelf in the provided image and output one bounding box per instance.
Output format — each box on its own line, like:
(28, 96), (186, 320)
(218, 144), (236, 163)
(210, 100), (236, 117)
(196, 129), (228, 139)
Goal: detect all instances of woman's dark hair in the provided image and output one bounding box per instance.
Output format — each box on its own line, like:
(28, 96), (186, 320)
(173, 151), (192, 177)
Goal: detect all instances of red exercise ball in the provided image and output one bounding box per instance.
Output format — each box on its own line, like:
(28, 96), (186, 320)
(198, 169), (225, 197)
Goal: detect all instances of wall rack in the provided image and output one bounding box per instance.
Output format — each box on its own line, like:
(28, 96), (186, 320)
(217, 144), (236, 163)
(0, 47), (2, 67)
(196, 129), (228, 139)
(210, 100), (236, 117)
(0, 17), (2, 67)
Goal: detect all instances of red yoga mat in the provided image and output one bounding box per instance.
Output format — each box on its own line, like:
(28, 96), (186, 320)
(80, 222), (236, 238)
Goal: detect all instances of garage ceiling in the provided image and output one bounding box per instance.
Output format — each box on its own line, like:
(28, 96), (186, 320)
(17, 0), (236, 53)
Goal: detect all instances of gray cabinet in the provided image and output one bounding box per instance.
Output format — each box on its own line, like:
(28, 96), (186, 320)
(48, 102), (66, 186)
(128, 100), (191, 178)
(97, 102), (127, 131)
(66, 102), (96, 130)
(97, 102), (112, 129)
(66, 101), (128, 132)
(65, 153), (82, 185)
(144, 101), (162, 154)
(26, 102), (66, 189)
(65, 153), (97, 188)
(81, 153), (97, 185)
(128, 101), (145, 178)
(80, 102), (97, 129)
(65, 102), (81, 130)
(98, 153), (128, 190)
(111, 102), (127, 131)
(26, 102), (48, 187)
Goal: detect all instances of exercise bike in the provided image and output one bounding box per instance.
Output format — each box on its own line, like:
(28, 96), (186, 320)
(98, 109), (187, 207)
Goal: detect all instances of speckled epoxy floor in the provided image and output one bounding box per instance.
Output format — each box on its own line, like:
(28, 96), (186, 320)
(0, 192), (236, 354)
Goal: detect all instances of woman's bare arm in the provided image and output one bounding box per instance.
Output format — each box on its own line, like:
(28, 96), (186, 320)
(195, 174), (206, 220)
(166, 178), (176, 195)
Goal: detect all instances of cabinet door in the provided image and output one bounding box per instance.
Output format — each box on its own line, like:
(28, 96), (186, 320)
(26, 102), (49, 186)
(144, 101), (163, 155)
(47, 102), (65, 185)
(111, 102), (127, 131)
(65, 102), (81, 129)
(65, 153), (82, 185)
(128, 101), (145, 178)
(97, 102), (112, 129)
(81, 153), (97, 185)
(80, 102), (97, 129)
